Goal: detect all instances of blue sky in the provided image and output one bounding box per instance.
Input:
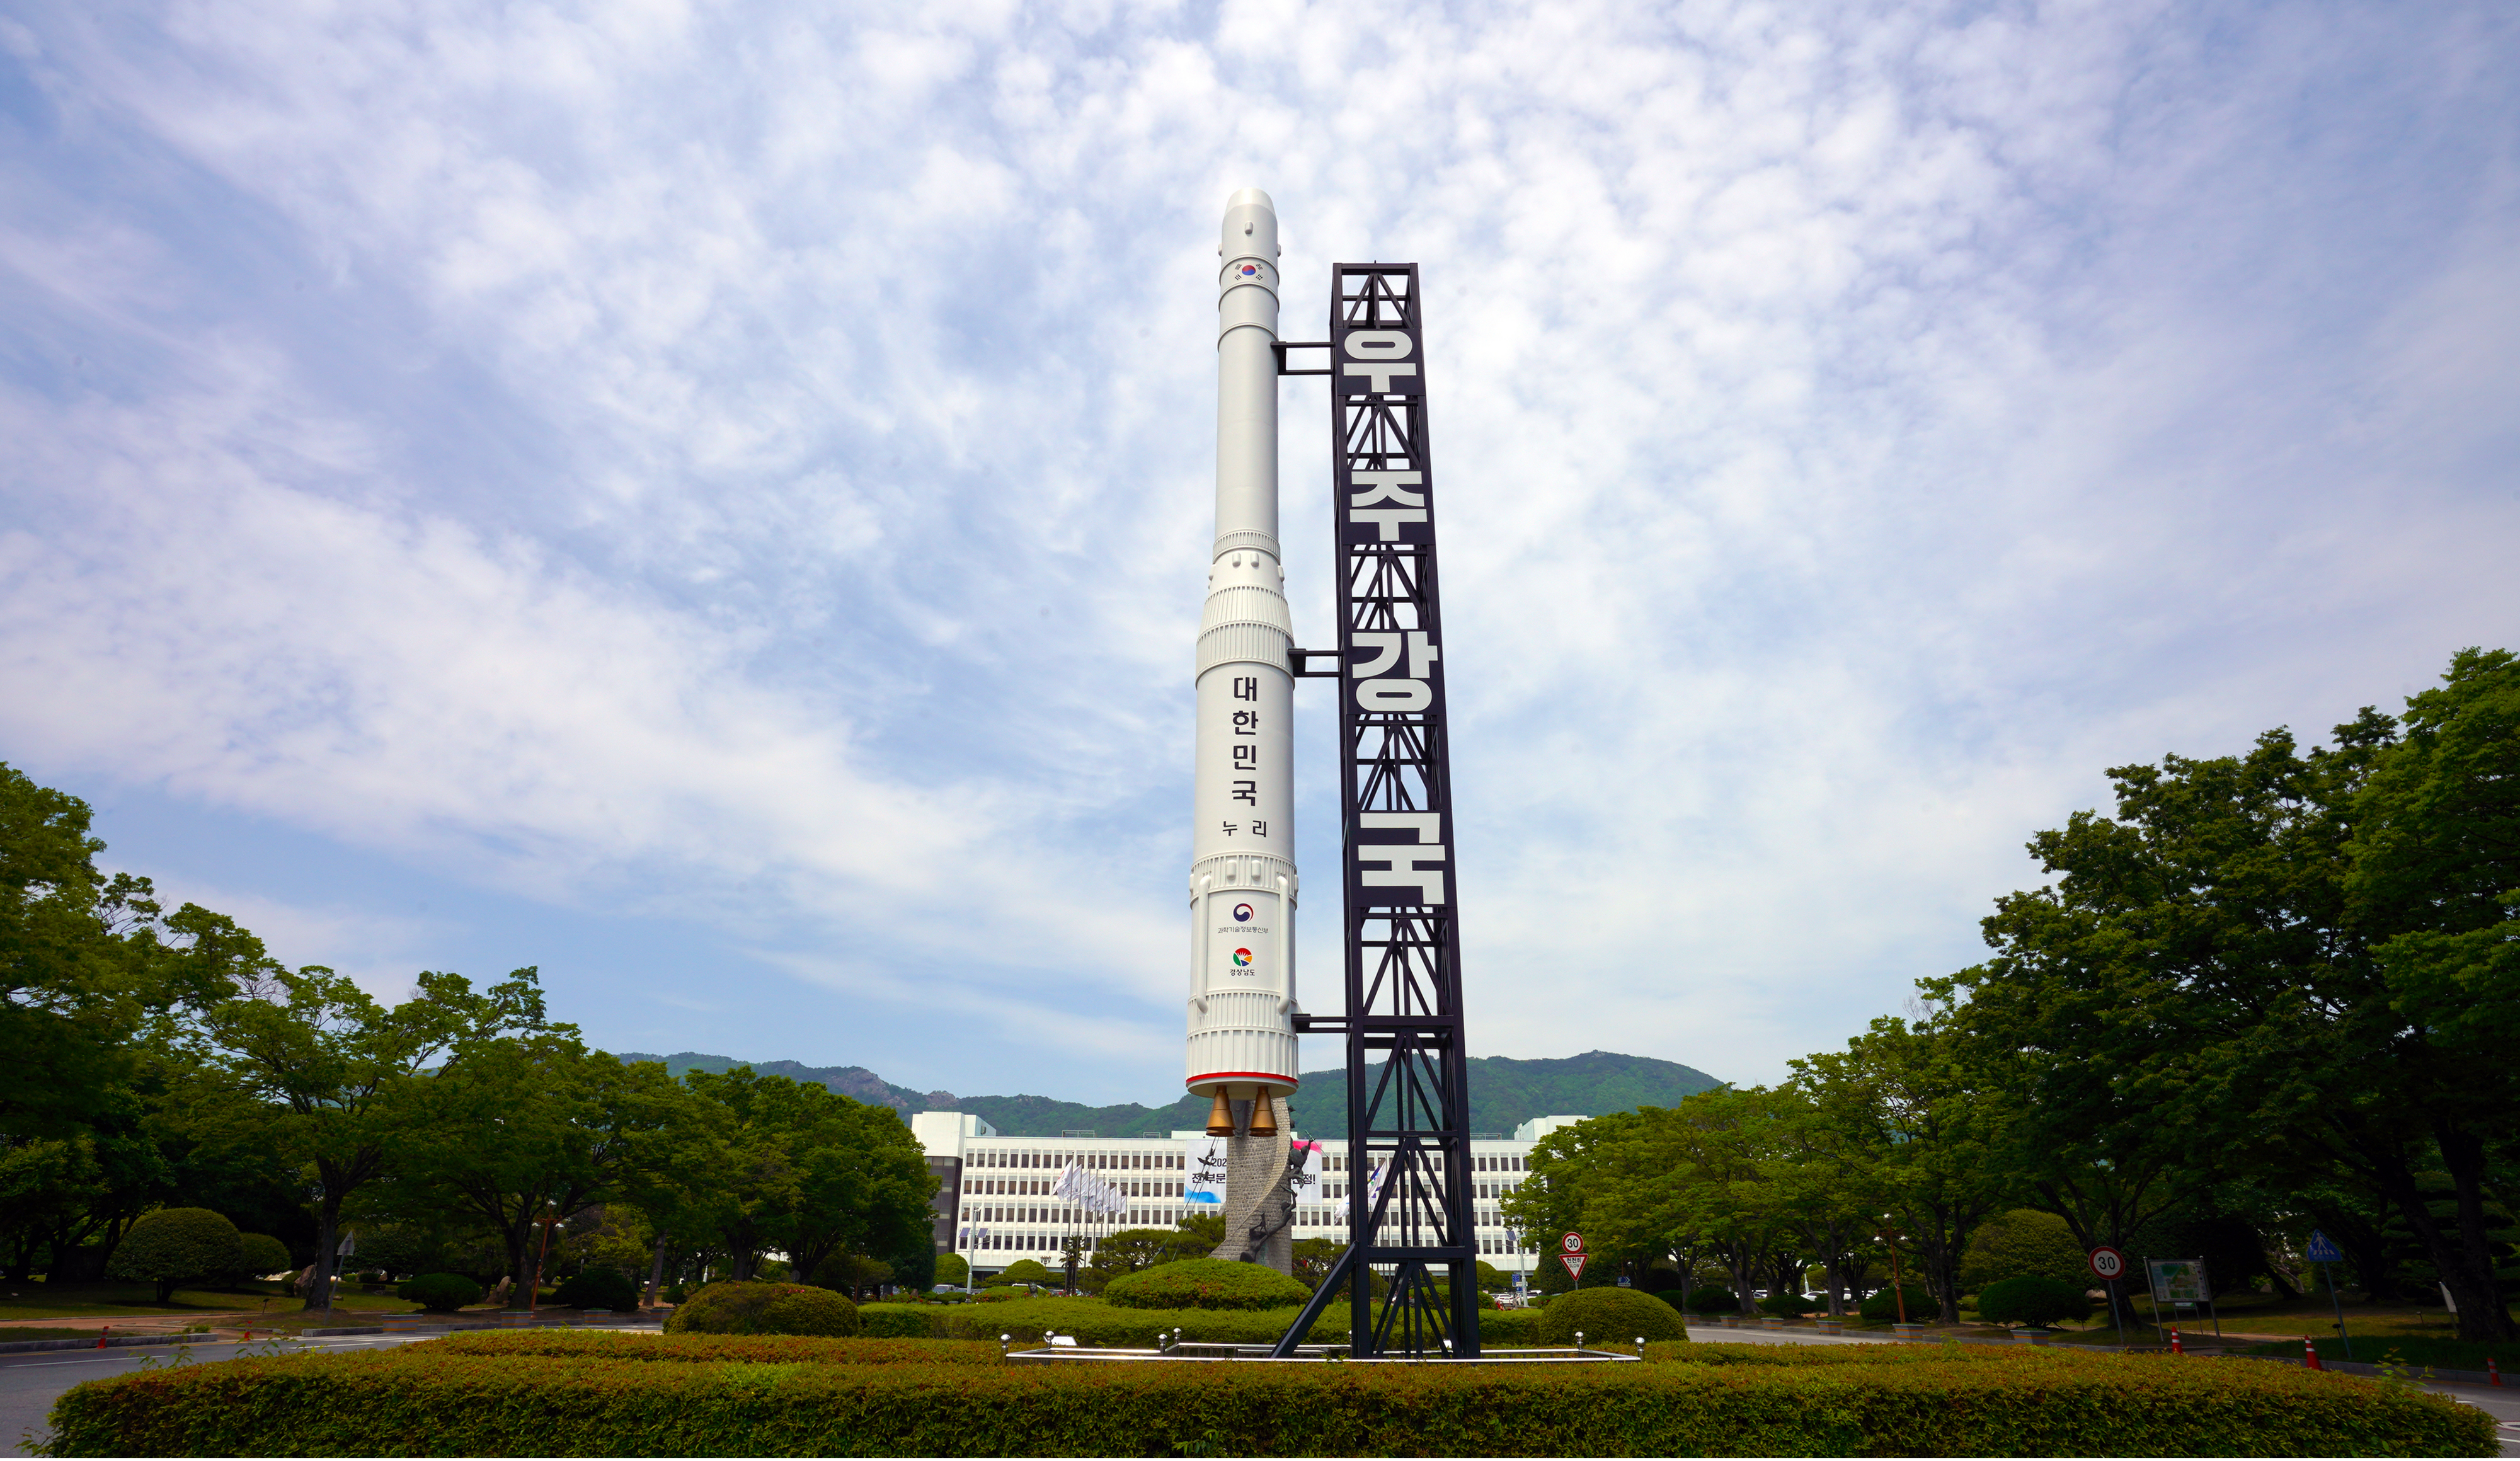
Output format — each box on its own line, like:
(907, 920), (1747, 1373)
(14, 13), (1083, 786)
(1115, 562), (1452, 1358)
(3, 0), (2514, 1104)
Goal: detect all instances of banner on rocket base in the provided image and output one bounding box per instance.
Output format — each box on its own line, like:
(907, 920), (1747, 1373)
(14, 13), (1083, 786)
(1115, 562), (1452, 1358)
(1185, 1138), (1228, 1206)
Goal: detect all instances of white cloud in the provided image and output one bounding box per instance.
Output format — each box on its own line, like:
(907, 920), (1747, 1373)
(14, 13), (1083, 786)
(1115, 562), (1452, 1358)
(3, 0), (2514, 1092)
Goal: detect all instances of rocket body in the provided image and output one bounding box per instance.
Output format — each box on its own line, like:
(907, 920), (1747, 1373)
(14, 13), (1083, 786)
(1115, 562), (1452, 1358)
(1186, 190), (1300, 1104)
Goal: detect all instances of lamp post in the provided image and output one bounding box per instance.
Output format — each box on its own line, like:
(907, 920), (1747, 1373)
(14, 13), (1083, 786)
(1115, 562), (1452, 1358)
(1876, 1220), (1908, 1326)
(528, 1206), (563, 1314)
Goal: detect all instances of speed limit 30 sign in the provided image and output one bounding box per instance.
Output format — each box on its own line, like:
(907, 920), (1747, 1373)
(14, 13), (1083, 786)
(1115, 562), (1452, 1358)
(1560, 1231), (1588, 1282)
(2088, 1246), (2128, 1282)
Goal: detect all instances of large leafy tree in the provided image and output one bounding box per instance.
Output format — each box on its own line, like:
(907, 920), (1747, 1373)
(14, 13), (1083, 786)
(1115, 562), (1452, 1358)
(373, 1034), (694, 1300)
(676, 1067), (936, 1283)
(1928, 720), (2367, 1266)
(1, 764), (268, 1140)
(1504, 1094), (1797, 1315)
(1937, 648), (2519, 1342)
(2337, 648), (2520, 1338)
(1793, 1017), (2008, 1323)
(195, 966), (547, 1310)
(779, 1093), (937, 1288)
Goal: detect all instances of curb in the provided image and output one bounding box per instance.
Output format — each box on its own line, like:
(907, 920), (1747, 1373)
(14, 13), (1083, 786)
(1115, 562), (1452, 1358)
(0, 1333), (205, 1355)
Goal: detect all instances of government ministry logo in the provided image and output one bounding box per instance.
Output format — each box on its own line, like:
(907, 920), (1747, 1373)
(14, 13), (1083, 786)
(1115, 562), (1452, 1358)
(1233, 902), (1255, 922)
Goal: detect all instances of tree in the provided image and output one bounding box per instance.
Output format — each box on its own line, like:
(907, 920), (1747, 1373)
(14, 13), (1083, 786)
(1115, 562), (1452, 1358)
(1761, 1080), (1890, 1318)
(2342, 648), (2520, 1339)
(1932, 650), (2520, 1342)
(673, 1067), (936, 1285)
(1504, 1097), (1793, 1315)
(2, 765), (274, 1144)
(195, 966), (546, 1310)
(105, 1207), (241, 1302)
(1090, 1225), (1207, 1286)
(776, 1097), (937, 1291)
(374, 1034), (690, 1300)
(1795, 1017), (2007, 1323)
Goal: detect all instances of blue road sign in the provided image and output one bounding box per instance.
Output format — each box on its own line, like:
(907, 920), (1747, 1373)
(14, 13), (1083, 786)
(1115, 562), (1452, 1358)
(2305, 1230), (2342, 1263)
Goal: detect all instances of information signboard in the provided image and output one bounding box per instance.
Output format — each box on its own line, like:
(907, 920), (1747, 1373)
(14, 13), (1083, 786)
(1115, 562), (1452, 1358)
(2148, 1257), (2208, 1305)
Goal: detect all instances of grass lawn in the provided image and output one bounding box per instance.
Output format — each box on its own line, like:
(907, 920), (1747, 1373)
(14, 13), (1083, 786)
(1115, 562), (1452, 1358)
(2125, 1287), (2478, 1345)
(2236, 1332), (2519, 1370)
(1937, 1285), (2497, 1354)
(0, 1281), (413, 1323)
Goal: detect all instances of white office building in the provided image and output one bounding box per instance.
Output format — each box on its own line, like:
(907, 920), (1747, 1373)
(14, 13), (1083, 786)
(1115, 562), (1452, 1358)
(910, 1111), (1584, 1278)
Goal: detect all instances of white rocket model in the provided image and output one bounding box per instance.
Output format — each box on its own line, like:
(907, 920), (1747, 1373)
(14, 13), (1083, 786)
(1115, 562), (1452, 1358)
(1186, 189), (1298, 1136)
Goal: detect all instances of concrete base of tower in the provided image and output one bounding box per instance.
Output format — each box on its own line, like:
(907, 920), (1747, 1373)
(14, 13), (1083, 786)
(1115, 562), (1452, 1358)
(1206, 1093), (1296, 1275)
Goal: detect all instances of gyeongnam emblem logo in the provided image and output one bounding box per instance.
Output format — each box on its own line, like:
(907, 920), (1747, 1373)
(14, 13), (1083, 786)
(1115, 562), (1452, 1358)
(1232, 948), (1254, 966)
(1232, 903), (1256, 922)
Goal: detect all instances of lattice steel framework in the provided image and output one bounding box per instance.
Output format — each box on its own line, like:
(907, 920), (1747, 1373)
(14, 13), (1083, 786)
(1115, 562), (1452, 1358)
(1276, 264), (1478, 1359)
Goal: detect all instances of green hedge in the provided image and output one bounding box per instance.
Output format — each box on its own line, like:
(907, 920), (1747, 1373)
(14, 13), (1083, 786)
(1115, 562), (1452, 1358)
(663, 1281), (859, 1337)
(428, 1332), (1006, 1365)
(856, 1304), (945, 1339)
(46, 1346), (2492, 1456)
(902, 1295), (1540, 1348)
(1101, 1258), (1310, 1310)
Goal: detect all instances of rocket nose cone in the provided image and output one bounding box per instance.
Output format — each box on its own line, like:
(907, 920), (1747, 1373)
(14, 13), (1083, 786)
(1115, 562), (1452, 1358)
(1225, 187), (1275, 213)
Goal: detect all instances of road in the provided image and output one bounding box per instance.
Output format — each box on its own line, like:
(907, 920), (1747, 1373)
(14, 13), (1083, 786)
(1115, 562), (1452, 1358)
(3, 1327), (664, 1457)
(10, 1324), (2511, 1457)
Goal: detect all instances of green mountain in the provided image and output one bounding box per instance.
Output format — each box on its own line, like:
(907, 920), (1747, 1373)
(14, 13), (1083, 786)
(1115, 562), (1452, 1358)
(616, 1050), (1722, 1139)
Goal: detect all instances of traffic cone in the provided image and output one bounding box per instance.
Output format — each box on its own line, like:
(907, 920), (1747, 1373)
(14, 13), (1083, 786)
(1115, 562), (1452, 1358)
(94, 1326), (108, 1350)
(2489, 1356), (2502, 1387)
(2170, 1327), (2184, 1355)
(2304, 1336), (2322, 1372)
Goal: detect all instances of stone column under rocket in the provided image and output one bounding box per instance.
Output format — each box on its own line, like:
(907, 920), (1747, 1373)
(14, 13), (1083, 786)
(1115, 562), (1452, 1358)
(1186, 188), (1300, 1135)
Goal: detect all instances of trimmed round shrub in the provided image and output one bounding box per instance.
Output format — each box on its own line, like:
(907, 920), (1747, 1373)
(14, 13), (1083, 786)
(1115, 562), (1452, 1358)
(1682, 1285), (1737, 1314)
(858, 1303), (946, 1338)
(106, 1209), (243, 1303)
(1103, 1258), (1311, 1311)
(1858, 1284), (1937, 1324)
(398, 1273), (484, 1312)
(1758, 1292), (1815, 1318)
(553, 1268), (640, 1311)
(667, 1281), (862, 1336)
(990, 1259), (1056, 1288)
(234, 1234), (294, 1282)
(1976, 1275), (2093, 1329)
(1535, 1285), (1688, 1345)
(760, 1286), (861, 1336)
(1959, 1209), (2091, 1290)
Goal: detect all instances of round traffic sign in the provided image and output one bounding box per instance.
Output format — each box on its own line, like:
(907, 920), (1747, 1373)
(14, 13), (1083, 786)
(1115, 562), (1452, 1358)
(1561, 1232), (1584, 1254)
(2088, 1246), (2127, 1281)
